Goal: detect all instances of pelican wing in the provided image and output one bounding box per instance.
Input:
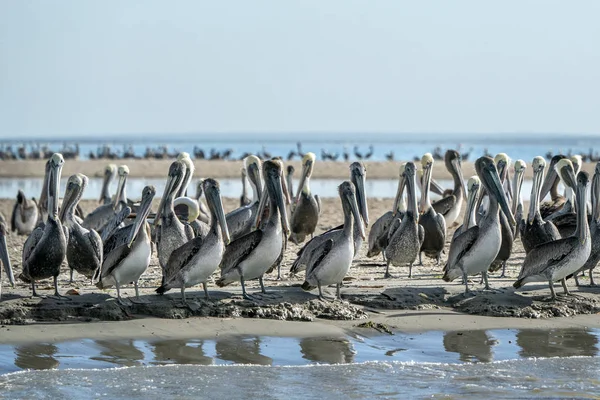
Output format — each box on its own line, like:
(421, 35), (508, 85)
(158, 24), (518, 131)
(305, 238), (334, 279)
(103, 225), (133, 256)
(22, 226), (44, 265)
(101, 243), (132, 279)
(432, 195), (457, 216)
(165, 236), (204, 278)
(88, 229), (103, 264)
(518, 237), (576, 279)
(291, 228), (341, 273)
(387, 217), (402, 241)
(100, 206), (131, 242)
(10, 203), (17, 232)
(219, 230), (263, 272)
(445, 226), (479, 271)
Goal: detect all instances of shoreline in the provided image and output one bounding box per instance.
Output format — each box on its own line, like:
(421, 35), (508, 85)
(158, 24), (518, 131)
(1, 159), (600, 180)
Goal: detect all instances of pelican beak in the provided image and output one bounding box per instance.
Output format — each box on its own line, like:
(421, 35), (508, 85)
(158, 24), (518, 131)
(113, 173), (126, 211)
(346, 185), (366, 240)
(352, 168), (369, 228)
(0, 229), (14, 289)
(206, 182), (230, 245)
(154, 174), (176, 227)
(247, 162), (263, 203)
(452, 158), (467, 200)
(484, 164), (516, 226)
(253, 186), (268, 230)
(539, 165), (558, 201)
(128, 188), (155, 247)
(419, 163), (432, 214)
(295, 159), (312, 203)
(392, 174), (406, 217)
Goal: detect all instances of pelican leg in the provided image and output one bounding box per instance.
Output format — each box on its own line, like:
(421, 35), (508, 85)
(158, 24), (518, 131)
(317, 283), (332, 302)
(408, 263), (413, 279)
(561, 278), (571, 295)
(69, 268), (74, 284)
(240, 276), (257, 301)
(130, 281), (149, 304)
(574, 274), (580, 287)
(202, 282), (210, 300)
(384, 260), (395, 279)
(336, 283), (342, 300)
(462, 271), (471, 294)
(276, 263), (282, 280)
(31, 281), (39, 298)
(435, 254), (441, 266)
(418, 252), (423, 266)
(482, 272), (491, 290)
(116, 281), (130, 306)
(256, 276), (281, 299)
(181, 286), (187, 304)
(381, 252), (386, 264)
(548, 280), (557, 300)
(49, 276), (71, 300)
(590, 270), (596, 286)
(499, 261), (507, 278)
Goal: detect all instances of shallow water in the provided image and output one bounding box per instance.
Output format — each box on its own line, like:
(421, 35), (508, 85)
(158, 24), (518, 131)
(1, 328), (598, 399)
(0, 177), (537, 200)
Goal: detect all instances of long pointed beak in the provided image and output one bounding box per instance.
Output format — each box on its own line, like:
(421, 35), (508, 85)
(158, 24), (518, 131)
(295, 164), (310, 203)
(273, 174), (290, 236)
(429, 178), (445, 196)
(593, 173), (600, 221)
(486, 167), (516, 226)
(280, 168), (292, 206)
(392, 174), (406, 216)
(154, 175), (175, 227)
(347, 189), (366, 240)
(113, 174), (126, 211)
(539, 167), (558, 201)
(253, 186), (268, 230)
(353, 172), (369, 227)
(0, 232), (14, 289)
(59, 184), (77, 222)
(419, 165), (432, 213)
(129, 192), (154, 247)
(465, 184), (479, 226)
(48, 162), (62, 218)
(208, 186), (230, 245)
(453, 159), (467, 200)
(405, 171), (418, 215)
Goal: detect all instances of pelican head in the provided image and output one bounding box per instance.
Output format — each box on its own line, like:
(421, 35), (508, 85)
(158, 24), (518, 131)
(555, 158), (576, 190)
(339, 180), (366, 240)
(514, 159), (526, 174)
(154, 161), (185, 226)
(475, 156), (515, 226)
(445, 150), (466, 199)
(203, 178), (230, 245)
(419, 154), (434, 213)
(349, 162), (369, 227)
(112, 165), (129, 210)
(532, 156), (546, 173)
(244, 155), (263, 200)
(570, 155), (583, 175)
(128, 185), (156, 247)
(256, 160), (290, 235)
(173, 197), (200, 222)
(105, 164), (117, 178)
(539, 154), (567, 200)
(60, 173), (88, 222)
(467, 176), (481, 193)
(494, 153), (511, 182)
(295, 152), (316, 201)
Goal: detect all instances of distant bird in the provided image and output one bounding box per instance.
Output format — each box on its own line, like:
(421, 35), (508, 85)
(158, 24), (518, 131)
(60, 174), (103, 283)
(11, 190), (38, 235)
(19, 154), (67, 297)
(385, 151), (394, 161)
(0, 213), (15, 298)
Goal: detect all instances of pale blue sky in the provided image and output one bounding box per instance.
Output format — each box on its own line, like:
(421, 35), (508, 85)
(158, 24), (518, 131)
(1, 1), (599, 139)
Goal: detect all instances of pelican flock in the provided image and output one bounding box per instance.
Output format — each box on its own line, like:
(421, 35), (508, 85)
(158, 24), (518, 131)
(0, 148), (598, 308)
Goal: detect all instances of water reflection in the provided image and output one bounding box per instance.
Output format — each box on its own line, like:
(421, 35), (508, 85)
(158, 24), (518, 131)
(13, 343), (59, 370)
(517, 329), (599, 358)
(90, 340), (144, 367)
(443, 330), (497, 363)
(215, 336), (272, 365)
(150, 339), (213, 365)
(299, 337), (356, 364)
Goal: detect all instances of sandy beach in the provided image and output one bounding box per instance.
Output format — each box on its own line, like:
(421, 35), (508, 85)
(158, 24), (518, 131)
(2, 158), (600, 180)
(1, 194), (599, 344)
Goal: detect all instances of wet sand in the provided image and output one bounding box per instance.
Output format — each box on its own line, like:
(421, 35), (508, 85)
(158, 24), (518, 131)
(1, 195), (599, 343)
(1, 158), (600, 180)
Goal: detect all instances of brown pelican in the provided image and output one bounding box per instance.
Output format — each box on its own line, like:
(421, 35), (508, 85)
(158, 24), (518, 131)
(99, 164), (117, 205)
(431, 150), (466, 228)
(195, 180), (210, 224)
(11, 190), (38, 235)
(82, 165), (128, 232)
(176, 152), (194, 198)
(100, 205), (132, 243)
(97, 185), (155, 304)
(226, 155), (263, 241)
(539, 155), (567, 218)
(291, 162), (368, 275)
(36, 159), (51, 225)
(157, 179), (230, 302)
(418, 153), (446, 265)
(519, 157), (560, 254)
(240, 167), (252, 207)
(443, 156), (515, 293)
(60, 174), (103, 283)
(289, 152), (320, 244)
(155, 161), (195, 283)
(572, 161), (600, 286)
(301, 181), (365, 300)
(286, 165), (295, 200)
(0, 213), (15, 298)
(511, 160), (526, 240)
(452, 176), (481, 241)
(367, 163), (406, 262)
(19, 153), (67, 297)
(546, 157), (580, 238)
(384, 162), (424, 278)
(514, 162), (591, 299)
(488, 153), (515, 277)
(216, 160), (289, 300)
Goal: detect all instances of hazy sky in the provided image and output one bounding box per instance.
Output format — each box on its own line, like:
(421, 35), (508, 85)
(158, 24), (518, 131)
(1, 1), (599, 139)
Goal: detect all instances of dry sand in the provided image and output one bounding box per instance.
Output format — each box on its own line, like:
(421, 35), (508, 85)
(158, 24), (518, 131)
(2, 158), (600, 180)
(1, 195), (599, 343)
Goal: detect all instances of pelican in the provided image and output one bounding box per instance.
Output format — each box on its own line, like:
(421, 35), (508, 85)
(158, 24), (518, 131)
(82, 165), (128, 232)
(155, 161), (195, 283)
(99, 164), (117, 205)
(100, 205), (132, 243)
(511, 160), (526, 241)
(452, 176), (481, 241)
(11, 190), (38, 235)
(488, 154), (516, 277)
(157, 179), (230, 302)
(572, 162), (600, 286)
(240, 167), (252, 207)
(514, 162), (591, 299)
(418, 153), (446, 264)
(194, 180), (210, 224)
(176, 152), (194, 198)
(432, 150), (466, 228)
(19, 153), (67, 297)
(367, 163), (406, 262)
(286, 165), (295, 200)
(442, 156), (515, 293)
(97, 185), (155, 303)
(547, 157), (579, 238)
(301, 181), (365, 300)
(384, 162), (424, 278)
(216, 160), (289, 299)
(60, 174), (103, 283)
(226, 155), (263, 241)
(0, 213), (15, 298)
(36, 159), (51, 225)
(520, 157), (560, 254)
(290, 162), (368, 274)
(289, 152), (320, 244)
(539, 155), (567, 218)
